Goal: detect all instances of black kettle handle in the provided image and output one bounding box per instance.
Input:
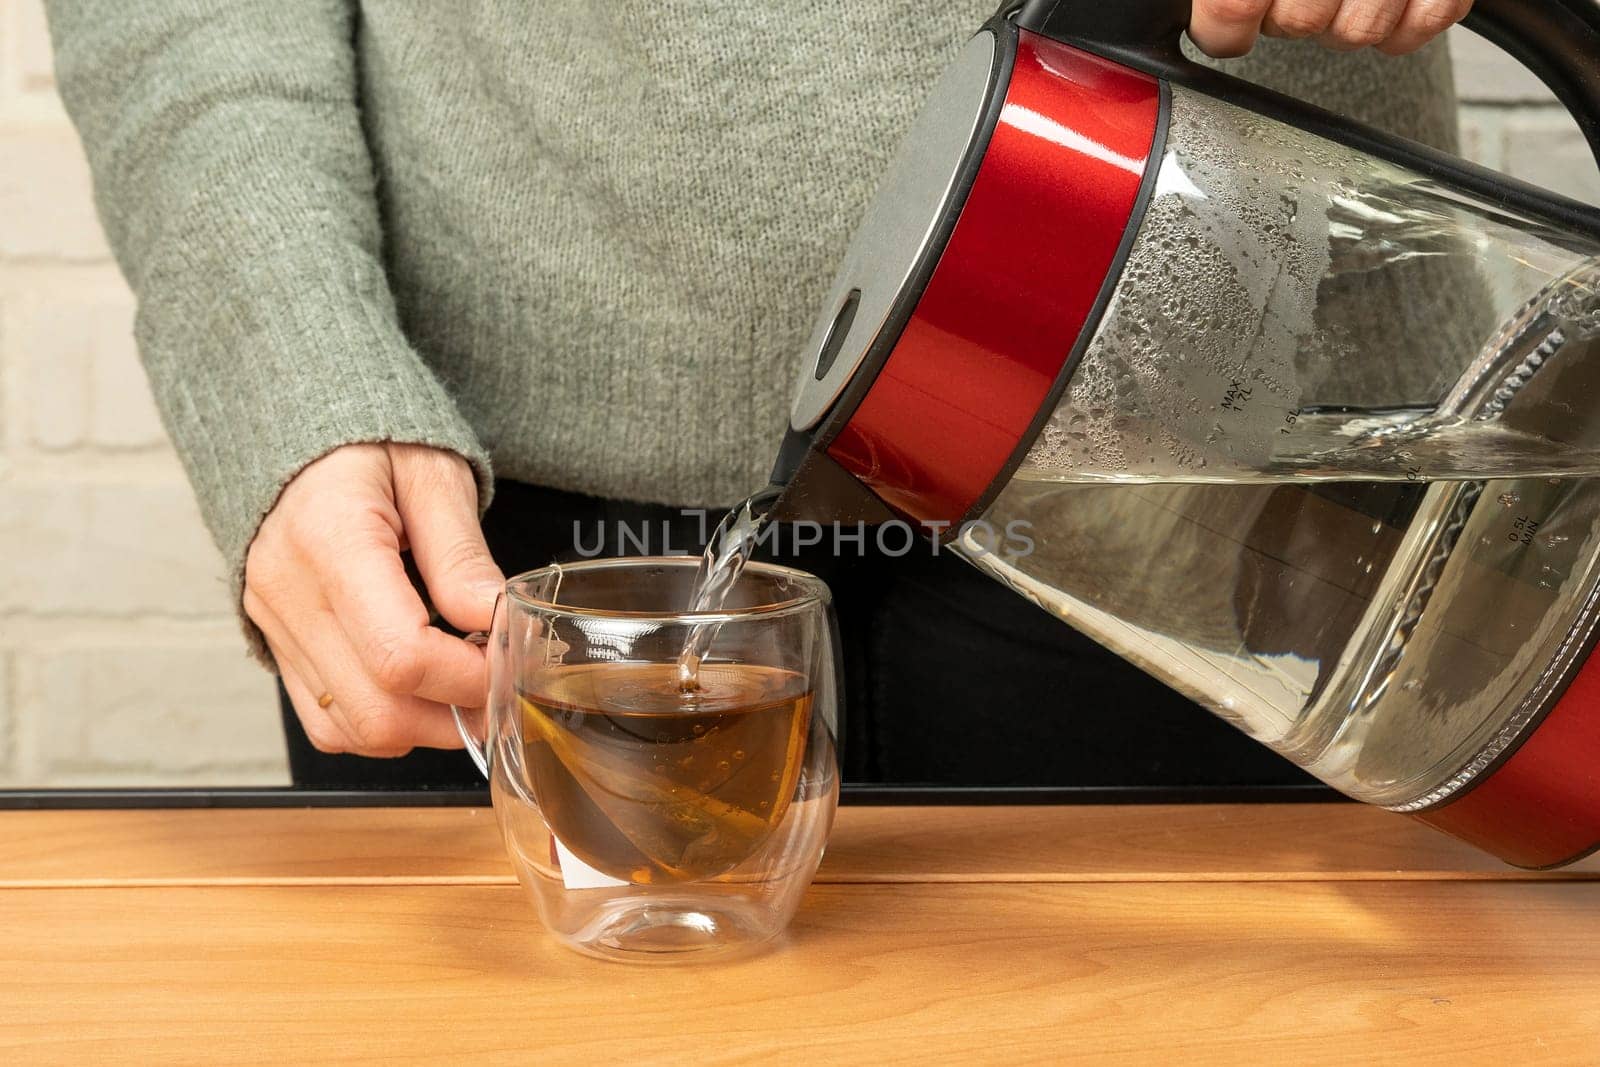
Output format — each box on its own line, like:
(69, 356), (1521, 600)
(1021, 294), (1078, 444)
(1015, 0), (1600, 230)
(1467, 0), (1600, 168)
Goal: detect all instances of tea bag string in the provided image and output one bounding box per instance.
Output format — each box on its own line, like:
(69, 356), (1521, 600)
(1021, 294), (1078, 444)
(542, 562), (565, 668)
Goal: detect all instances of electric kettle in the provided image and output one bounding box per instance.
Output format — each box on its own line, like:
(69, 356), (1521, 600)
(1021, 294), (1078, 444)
(771, 0), (1600, 867)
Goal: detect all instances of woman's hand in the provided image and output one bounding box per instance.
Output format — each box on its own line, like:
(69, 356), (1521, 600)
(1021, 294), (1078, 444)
(1189, 0), (1473, 58)
(244, 443), (504, 757)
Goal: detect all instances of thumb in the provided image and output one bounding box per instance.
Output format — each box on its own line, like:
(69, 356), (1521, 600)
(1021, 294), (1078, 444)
(390, 446), (504, 633)
(1187, 0), (1268, 57)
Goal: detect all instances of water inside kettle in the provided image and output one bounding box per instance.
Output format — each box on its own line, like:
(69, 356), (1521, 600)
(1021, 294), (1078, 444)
(962, 473), (1600, 809)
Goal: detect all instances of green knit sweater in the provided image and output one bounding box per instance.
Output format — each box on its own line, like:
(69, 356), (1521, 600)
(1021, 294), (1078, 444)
(44, 1), (1458, 613)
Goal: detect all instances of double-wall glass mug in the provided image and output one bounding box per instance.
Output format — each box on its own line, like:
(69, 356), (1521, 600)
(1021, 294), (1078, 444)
(454, 558), (840, 962)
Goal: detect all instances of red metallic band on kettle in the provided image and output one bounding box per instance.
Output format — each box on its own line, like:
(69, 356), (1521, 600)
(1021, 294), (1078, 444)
(1413, 655), (1600, 869)
(825, 32), (1162, 526)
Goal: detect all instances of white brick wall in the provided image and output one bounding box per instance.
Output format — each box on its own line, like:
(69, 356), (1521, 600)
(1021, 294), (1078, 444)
(1451, 26), (1600, 204)
(26, 646), (287, 782)
(0, 0), (286, 787)
(13, 281), (166, 451)
(0, 4), (1595, 788)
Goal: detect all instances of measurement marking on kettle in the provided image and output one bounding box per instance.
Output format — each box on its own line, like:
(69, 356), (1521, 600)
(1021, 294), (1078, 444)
(1510, 516), (1541, 546)
(1220, 378), (1253, 413)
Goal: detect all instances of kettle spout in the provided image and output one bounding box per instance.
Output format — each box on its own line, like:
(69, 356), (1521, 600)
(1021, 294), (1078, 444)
(764, 427), (899, 527)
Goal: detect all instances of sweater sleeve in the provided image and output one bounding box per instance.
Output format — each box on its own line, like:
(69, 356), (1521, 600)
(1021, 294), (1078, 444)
(44, 0), (493, 658)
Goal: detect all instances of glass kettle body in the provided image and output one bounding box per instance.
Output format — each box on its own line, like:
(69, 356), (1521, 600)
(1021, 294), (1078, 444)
(773, 0), (1600, 867)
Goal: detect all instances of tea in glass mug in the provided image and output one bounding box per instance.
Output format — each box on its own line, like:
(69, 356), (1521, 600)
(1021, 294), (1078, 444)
(454, 558), (840, 962)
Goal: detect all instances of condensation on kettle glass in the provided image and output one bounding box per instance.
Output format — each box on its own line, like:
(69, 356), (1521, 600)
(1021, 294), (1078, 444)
(1021, 86), (1600, 486)
(963, 87), (1600, 811)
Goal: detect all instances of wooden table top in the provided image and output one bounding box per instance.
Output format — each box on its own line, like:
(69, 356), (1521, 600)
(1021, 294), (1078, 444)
(2, 803), (1597, 1064)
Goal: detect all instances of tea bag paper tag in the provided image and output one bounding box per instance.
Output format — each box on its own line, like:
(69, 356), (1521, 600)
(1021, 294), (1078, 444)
(551, 834), (630, 890)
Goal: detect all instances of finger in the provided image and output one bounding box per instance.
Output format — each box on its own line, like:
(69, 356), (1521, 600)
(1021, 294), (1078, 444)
(1188, 0), (1273, 58)
(1262, 0), (1342, 39)
(246, 582), (332, 708)
(390, 447), (504, 634)
(1377, 0), (1472, 55)
(250, 586), (354, 753)
(314, 513), (491, 708)
(1318, 0), (1410, 51)
(299, 607), (468, 754)
(279, 658), (352, 755)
